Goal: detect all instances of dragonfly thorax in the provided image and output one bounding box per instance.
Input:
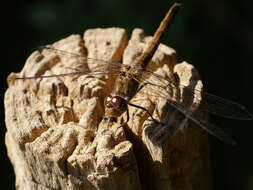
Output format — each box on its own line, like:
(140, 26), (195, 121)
(104, 95), (128, 118)
(118, 65), (140, 79)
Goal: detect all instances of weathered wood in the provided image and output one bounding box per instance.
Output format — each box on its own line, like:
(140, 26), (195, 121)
(5, 28), (211, 190)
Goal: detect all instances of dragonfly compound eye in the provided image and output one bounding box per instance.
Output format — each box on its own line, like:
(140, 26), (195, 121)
(111, 96), (122, 107)
(104, 95), (122, 108)
(105, 95), (112, 106)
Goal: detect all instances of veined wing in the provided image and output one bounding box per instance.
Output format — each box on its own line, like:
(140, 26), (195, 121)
(13, 46), (123, 80)
(131, 79), (238, 145)
(134, 69), (253, 120)
(130, 68), (252, 145)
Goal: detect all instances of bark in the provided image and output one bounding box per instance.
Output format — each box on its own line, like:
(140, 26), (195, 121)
(5, 28), (212, 190)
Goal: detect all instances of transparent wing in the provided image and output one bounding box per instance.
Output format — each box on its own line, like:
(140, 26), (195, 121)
(13, 46), (123, 80)
(130, 69), (252, 145)
(135, 69), (253, 120)
(133, 82), (237, 145)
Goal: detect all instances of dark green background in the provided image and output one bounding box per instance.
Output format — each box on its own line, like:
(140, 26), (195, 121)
(1, 0), (253, 189)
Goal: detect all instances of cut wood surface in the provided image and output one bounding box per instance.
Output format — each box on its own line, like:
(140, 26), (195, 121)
(5, 28), (212, 190)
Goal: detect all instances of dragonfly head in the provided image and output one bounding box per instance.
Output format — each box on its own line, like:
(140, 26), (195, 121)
(104, 95), (127, 118)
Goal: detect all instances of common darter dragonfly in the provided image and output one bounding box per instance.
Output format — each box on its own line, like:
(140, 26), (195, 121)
(13, 3), (252, 146)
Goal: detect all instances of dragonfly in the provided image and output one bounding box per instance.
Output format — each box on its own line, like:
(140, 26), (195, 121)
(13, 2), (252, 146)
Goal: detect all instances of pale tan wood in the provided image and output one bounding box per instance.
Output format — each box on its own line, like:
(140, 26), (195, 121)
(5, 27), (211, 190)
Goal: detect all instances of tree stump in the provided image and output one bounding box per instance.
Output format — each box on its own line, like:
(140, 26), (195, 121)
(5, 28), (212, 190)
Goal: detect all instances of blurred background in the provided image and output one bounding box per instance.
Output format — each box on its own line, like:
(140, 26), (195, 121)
(1, 0), (253, 189)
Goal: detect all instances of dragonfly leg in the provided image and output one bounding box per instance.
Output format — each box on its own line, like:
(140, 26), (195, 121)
(120, 108), (130, 125)
(136, 82), (149, 93)
(128, 102), (160, 124)
(126, 108), (130, 123)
